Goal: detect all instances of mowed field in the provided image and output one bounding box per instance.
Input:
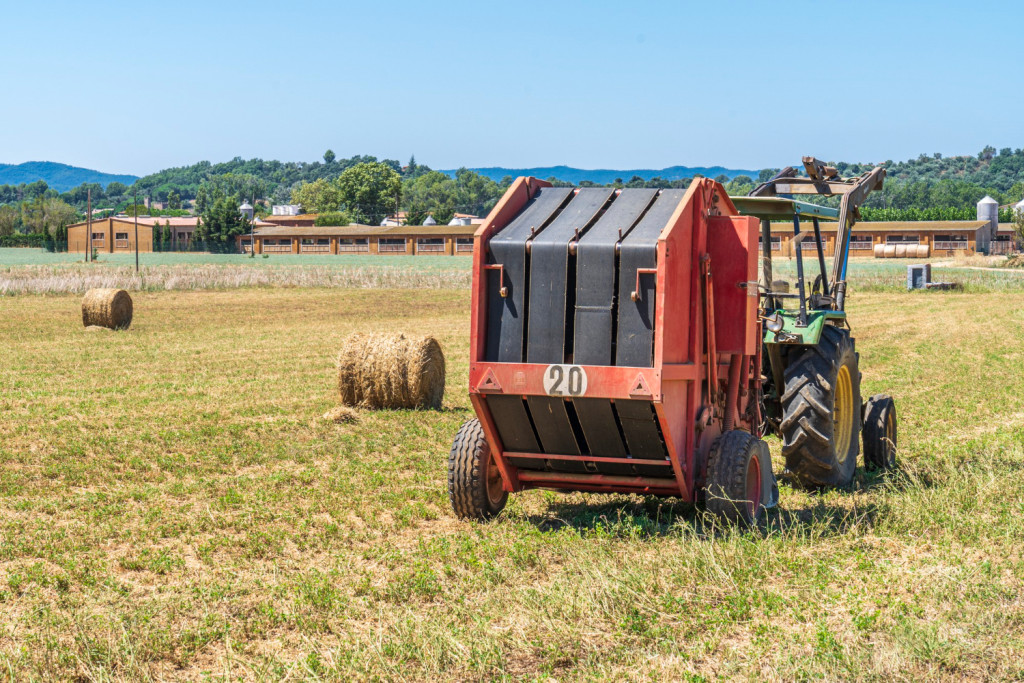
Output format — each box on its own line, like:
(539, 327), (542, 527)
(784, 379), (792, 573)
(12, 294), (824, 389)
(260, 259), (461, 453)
(1, 287), (1023, 680)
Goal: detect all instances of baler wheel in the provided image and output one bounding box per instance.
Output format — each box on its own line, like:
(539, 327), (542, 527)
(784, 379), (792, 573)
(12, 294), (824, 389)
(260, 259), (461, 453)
(780, 325), (861, 488)
(705, 430), (768, 526)
(448, 418), (507, 520)
(863, 394), (898, 471)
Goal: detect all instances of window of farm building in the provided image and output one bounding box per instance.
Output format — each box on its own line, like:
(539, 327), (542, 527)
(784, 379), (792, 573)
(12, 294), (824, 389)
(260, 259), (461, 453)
(758, 235), (781, 250)
(417, 238), (445, 253)
(115, 232), (129, 248)
(886, 234), (920, 244)
(992, 234), (1015, 254)
(92, 232), (105, 243)
(456, 238), (474, 253)
(263, 238), (292, 253)
(934, 234), (968, 250)
(338, 238), (369, 253)
(378, 238), (407, 253)
(300, 237), (330, 253)
(800, 237), (826, 251)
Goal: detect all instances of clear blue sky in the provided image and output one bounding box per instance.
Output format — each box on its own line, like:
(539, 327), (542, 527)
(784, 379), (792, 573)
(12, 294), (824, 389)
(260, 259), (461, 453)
(2, 0), (1019, 176)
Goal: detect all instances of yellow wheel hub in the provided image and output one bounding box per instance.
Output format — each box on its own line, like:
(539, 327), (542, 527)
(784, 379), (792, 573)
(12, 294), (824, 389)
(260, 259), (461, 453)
(834, 365), (854, 463)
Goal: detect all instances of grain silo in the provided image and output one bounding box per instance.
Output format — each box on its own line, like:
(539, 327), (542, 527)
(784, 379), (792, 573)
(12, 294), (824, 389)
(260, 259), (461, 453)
(239, 201), (254, 220)
(977, 195), (997, 254)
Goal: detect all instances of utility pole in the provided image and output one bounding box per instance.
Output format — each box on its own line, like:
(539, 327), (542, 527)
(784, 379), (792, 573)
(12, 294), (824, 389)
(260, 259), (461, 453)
(86, 189), (92, 262)
(134, 186), (139, 272)
(249, 191), (255, 257)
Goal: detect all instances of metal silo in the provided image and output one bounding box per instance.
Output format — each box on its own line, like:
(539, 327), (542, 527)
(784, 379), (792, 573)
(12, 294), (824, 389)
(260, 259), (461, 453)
(977, 195), (997, 254)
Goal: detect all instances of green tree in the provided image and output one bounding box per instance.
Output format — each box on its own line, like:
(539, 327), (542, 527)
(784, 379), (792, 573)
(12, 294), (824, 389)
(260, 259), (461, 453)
(161, 222), (172, 250)
(0, 204), (18, 236)
(314, 210), (352, 226)
(194, 184), (250, 253)
(167, 190), (182, 210)
(336, 162), (402, 225)
(105, 182), (127, 198)
(453, 168), (502, 217)
(42, 198), (78, 237)
(291, 177), (343, 213)
(324, 149), (336, 165)
(404, 171), (458, 225)
(1013, 208), (1024, 250)
(21, 196), (46, 233)
(725, 175), (755, 196)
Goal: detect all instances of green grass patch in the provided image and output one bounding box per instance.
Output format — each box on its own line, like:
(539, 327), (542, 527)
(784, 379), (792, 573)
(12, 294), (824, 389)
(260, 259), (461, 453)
(0, 288), (1021, 679)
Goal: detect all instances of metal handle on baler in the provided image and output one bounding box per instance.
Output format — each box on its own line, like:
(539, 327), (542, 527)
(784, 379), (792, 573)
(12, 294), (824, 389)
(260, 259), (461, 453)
(630, 267), (658, 302)
(484, 263), (508, 297)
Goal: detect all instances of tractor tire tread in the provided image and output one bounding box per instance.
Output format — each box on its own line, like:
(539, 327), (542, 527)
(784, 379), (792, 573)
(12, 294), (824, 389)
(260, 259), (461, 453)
(448, 418), (506, 520)
(779, 325), (861, 488)
(863, 394), (897, 471)
(705, 430), (763, 526)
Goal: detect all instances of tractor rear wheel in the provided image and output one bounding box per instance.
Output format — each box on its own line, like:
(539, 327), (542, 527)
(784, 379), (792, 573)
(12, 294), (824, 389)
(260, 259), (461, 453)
(448, 418), (507, 520)
(705, 430), (768, 526)
(863, 394), (897, 471)
(780, 325), (861, 488)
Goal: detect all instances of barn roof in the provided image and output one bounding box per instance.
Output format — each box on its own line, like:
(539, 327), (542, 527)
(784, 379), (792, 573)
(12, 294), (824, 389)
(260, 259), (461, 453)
(250, 224), (477, 238)
(768, 220), (988, 234)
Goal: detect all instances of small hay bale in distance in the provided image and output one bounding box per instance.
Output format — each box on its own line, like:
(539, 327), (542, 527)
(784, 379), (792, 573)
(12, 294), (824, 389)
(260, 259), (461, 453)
(337, 333), (445, 410)
(82, 288), (133, 330)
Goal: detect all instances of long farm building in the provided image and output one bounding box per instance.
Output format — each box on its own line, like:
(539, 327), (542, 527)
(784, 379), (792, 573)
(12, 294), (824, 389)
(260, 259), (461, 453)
(237, 224), (477, 255)
(65, 213), (1019, 257)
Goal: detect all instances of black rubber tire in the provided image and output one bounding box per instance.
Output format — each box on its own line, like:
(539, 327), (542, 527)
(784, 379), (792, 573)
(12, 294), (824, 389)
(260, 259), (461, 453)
(704, 430), (766, 526)
(448, 418), (507, 520)
(863, 394), (897, 471)
(780, 325), (862, 488)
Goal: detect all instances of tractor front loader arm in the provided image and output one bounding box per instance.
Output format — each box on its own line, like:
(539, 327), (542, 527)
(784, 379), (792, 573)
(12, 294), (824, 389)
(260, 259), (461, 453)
(748, 157), (886, 310)
(830, 164), (886, 309)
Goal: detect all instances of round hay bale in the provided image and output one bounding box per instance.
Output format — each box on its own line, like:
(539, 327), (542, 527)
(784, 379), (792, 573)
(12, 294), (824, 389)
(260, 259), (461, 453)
(883, 245), (897, 258)
(82, 288), (133, 330)
(894, 244), (907, 258)
(337, 333), (445, 410)
(917, 244), (930, 258)
(873, 244), (885, 258)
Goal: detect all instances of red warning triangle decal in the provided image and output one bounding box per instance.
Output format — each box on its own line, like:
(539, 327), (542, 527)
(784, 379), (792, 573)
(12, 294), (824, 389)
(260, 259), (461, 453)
(629, 373), (652, 398)
(477, 368), (502, 393)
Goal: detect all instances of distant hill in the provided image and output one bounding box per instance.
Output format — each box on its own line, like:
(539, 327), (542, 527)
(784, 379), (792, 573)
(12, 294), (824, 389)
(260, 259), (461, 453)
(0, 161), (138, 192)
(440, 164), (761, 184)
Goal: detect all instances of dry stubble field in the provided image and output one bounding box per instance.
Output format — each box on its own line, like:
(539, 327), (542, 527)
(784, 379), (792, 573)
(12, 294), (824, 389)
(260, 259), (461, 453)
(1, 287), (1023, 681)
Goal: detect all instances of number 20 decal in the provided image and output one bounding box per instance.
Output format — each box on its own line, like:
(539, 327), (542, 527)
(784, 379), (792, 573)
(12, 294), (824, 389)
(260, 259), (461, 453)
(543, 364), (588, 397)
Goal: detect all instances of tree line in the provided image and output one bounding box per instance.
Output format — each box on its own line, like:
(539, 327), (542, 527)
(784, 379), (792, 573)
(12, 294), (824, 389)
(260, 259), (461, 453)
(6, 146), (1024, 247)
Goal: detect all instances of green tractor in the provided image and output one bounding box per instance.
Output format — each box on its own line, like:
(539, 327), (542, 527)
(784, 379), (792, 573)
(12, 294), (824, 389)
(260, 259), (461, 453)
(732, 157), (898, 487)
